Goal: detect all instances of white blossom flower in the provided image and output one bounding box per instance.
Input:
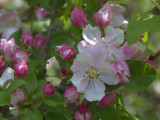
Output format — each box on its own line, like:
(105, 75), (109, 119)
(71, 42), (119, 101)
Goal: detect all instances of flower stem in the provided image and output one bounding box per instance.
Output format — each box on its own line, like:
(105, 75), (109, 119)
(150, 0), (160, 11)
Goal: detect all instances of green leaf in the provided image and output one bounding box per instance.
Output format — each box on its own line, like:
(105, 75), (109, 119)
(32, 80), (46, 100)
(39, 0), (51, 11)
(22, 73), (37, 97)
(19, 108), (43, 120)
(124, 60), (156, 90)
(126, 13), (160, 45)
(90, 104), (121, 120)
(45, 105), (74, 120)
(43, 92), (64, 106)
(138, 113), (158, 120)
(0, 79), (25, 106)
(71, 26), (83, 41)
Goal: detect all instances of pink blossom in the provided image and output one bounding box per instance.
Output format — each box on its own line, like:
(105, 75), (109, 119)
(121, 20), (128, 30)
(100, 3), (125, 26)
(10, 88), (26, 108)
(33, 35), (46, 49)
(14, 60), (28, 78)
(146, 60), (158, 69)
(71, 42), (119, 101)
(0, 59), (3, 72)
(78, 103), (88, 113)
(122, 42), (135, 59)
(93, 8), (112, 28)
(64, 87), (80, 103)
(60, 68), (67, 76)
(112, 60), (130, 83)
(43, 84), (55, 95)
(71, 8), (87, 28)
(106, 46), (126, 61)
(12, 51), (29, 64)
(55, 44), (74, 60)
(74, 111), (91, 120)
(103, 28), (124, 46)
(123, 42), (147, 60)
(21, 29), (33, 46)
(35, 7), (50, 21)
(99, 91), (117, 107)
(0, 38), (18, 60)
(0, 8), (21, 34)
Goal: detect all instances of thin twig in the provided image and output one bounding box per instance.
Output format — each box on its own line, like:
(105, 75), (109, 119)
(42, 0), (57, 60)
(150, 0), (160, 11)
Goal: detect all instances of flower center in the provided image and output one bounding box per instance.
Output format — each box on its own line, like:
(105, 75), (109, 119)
(86, 64), (100, 81)
(9, 19), (16, 26)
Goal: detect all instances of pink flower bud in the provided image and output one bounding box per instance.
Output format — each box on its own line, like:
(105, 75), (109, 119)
(21, 35), (33, 46)
(60, 68), (67, 76)
(93, 8), (112, 28)
(0, 59), (4, 72)
(0, 38), (18, 60)
(71, 8), (87, 28)
(10, 88), (26, 108)
(112, 60), (130, 83)
(146, 60), (158, 69)
(33, 36), (46, 49)
(36, 7), (50, 21)
(99, 91), (117, 107)
(78, 103), (88, 113)
(12, 51), (29, 64)
(43, 84), (55, 95)
(64, 87), (80, 103)
(55, 44), (74, 60)
(123, 42), (135, 59)
(14, 60), (28, 78)
(74, 111), (91, 120)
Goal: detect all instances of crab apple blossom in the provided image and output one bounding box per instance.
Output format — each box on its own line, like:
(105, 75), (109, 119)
(10, 88), (26, 108)
(60, 68), (67, 76)
(36, 7), (50, 21)
(71, 8), (87, 28)
(0, 38), (18, 60)
(78, 103), (88, 113)
(123, 42), (147, 60)
(64, 86), (80, 103)
(121, 20), (128, 30)
(21, 29), (33, 46)
(93, 8), (112, 28)
(33, 35), (46, 49)
(0, 8), (21, 34)
(55, 44), (74, 60)
(43, 84), (55, 95)
(71, 42), (119, 101)
(103, 28), (124, 46)
(109, 4), (126, 26)
(14, 60), (28, 78)
(146, 60), (158, 69)
(12, 51), (29, 64)
(0, 67), (14, 88)
(0, 59), (3, 72)
(99, 91), (117, 107)
(106, 46), (126, 61)
(112, 60), (130, 83)
(74, 111), (92, 120)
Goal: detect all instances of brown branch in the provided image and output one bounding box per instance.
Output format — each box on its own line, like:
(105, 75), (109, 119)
(150, 50), (160, 60)
(42, 0), (57, 60)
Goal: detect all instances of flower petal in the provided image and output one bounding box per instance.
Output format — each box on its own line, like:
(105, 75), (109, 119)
(82, 24), (101, 45)
(99, 62), (119, 85)
(85, 79), (105, 101)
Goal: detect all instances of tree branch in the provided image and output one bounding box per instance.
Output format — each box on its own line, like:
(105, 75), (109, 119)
(42, 0), (57, 60)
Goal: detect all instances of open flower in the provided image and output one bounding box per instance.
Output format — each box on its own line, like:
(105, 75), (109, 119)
(0, 67), (14, 89)
(71, 42), (119, 101)
(0, 38), (18, 60)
